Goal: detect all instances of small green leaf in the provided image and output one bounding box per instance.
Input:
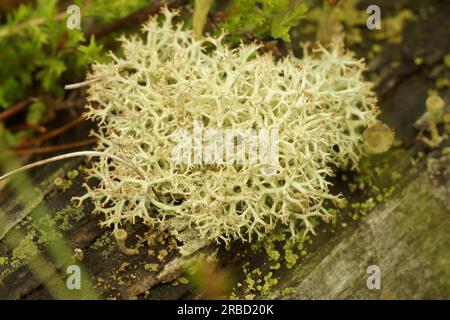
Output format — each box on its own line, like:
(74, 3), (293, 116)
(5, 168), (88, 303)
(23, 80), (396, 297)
(37, 59), (67, 91)
(26, 100), (47, 125)
(220, 0), (308, 43)
(444, 54), (450, 68)
(270, 4), (308, 42)
(77, 36), (105, 67)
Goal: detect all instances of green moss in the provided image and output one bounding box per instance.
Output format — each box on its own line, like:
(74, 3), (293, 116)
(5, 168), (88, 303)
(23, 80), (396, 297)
(12, 233), (39, 261)
(281, 287), (295, 296)
(436, 77), (450, 88)
(144, 263), (159, 272)
(391, 171), (401, 182)
(245, 277), (255, 291)
(219, 0), (307, 43)
(54, 204), (85, 231)
(67, 169), (79, 180)
(36, 215), (61, 243)
(91, 231), (112, 250)
(265, 244), (280, 262)
(261, 272), (278, 295)
(178, 276), (190, 285)
(444, 54), (450, 68)
(270, 262), (281, 270)
(157, 249), (168, 261)
(283, 242), (299, 269)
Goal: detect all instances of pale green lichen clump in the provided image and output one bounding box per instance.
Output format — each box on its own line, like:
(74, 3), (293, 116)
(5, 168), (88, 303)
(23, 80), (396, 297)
(75, 8), (379, 247)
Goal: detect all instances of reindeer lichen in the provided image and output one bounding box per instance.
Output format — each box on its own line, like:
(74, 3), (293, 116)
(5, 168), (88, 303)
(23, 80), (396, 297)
(76, 8), (379, 249)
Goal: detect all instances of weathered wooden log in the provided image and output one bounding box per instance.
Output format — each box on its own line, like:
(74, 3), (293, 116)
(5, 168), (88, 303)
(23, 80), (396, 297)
(1, 0), (449, 301)
(276, 152), (450, 299)
(0, 147), (449, 300)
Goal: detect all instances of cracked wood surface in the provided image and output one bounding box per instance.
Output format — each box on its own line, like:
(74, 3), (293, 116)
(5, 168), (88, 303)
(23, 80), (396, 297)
(278, 156), (450, 299)
(0, 151), (449, 300)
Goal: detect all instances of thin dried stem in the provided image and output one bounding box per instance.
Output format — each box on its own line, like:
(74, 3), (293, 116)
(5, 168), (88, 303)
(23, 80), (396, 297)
(11, 139), (97, 156)
(20, 116), (84, 147)
(0, 150), (145, 182)
(0, 99), (31, 122)
(65, 77), (103, 90)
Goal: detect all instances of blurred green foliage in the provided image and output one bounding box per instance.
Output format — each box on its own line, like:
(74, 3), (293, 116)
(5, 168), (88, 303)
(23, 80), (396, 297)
(76, 0), (151, 23)
(0, 0), (152, 146)
(0, 0), (100, 109)
(220, 0), (308, 43)
(0, 0), (310, 147)
(0, 0), (152, 111)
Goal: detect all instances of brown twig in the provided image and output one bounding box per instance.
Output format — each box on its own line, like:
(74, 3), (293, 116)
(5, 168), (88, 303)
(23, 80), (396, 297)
(10, 138), (97, 157)
(0, 149), (146, 181)
(10, 123), (47, 133)
(0, 99), (31, 122)
(20, 116), (85, 147)
(27, 123), (47, 133)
